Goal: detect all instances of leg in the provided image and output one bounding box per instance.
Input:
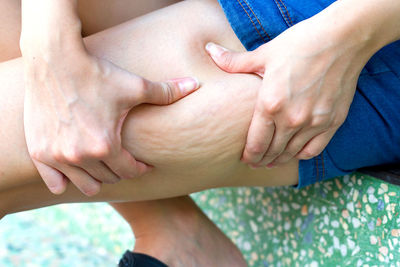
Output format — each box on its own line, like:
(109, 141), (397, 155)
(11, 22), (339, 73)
(0, 0), (299, 216)
(0, 3), (231, 256)
(0, 0), (181, 61)
(77, 0), (182, 36)
(0, 0), (21, 61)
(0, 3), (281, 265)
(110, 198), (246, 266)
(0, 4), (248, 265)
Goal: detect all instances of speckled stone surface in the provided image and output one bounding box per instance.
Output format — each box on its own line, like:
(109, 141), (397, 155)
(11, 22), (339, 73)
(1, 172), (399, 266)
(192, 173), (400, 267)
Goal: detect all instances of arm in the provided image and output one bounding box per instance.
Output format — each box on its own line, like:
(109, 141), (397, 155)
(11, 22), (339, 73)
(19, 0), (199, 196)
(346, 0), (400, 49)
(0, 0), (298, 217)
(207, 0), (400, 167)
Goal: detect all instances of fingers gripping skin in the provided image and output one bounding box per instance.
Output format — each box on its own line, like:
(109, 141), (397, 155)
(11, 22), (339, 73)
(241, 96), (275, 165)
(20, 0), (202, 197)
(24, 55), (200, 196)
(205, 8), (367, 169)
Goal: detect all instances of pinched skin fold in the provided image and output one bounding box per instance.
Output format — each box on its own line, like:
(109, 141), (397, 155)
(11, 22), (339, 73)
(124, 76), (258, 175)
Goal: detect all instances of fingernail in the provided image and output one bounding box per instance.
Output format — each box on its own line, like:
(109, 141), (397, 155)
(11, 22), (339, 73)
(177, 77), (200, 94)
(49, 185), (65, 195)
(249, 164), (259, 169)
(205, 42), (227, 58)
(266, 163), (275, 169)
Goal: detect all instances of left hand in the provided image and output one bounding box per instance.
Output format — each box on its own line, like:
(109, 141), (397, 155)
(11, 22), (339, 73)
(205, 7), (376, 167)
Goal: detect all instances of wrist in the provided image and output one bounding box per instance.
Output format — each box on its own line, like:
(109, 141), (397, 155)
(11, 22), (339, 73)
(22, 48), (92, 78)
(308, 0), (382, 67)
(20, 32), (86, 62)
(320, 0), (400, 56)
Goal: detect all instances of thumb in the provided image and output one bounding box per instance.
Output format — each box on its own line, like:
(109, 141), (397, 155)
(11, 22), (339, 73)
(205, 42), (264, 75)
(140, 77), (201, 105)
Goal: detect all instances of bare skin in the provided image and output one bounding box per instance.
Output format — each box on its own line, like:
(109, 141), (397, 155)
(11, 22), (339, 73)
(0, 0), (182, 61)
(0, 0), (299, 213)
(20, 0), (203, 196)
(111, 197), (247, 266)
(0, 3), (246, 266)
(0, 1), (298, 265)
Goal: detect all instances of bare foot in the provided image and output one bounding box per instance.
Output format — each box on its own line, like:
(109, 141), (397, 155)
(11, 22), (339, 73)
(112, 197), (247, 267)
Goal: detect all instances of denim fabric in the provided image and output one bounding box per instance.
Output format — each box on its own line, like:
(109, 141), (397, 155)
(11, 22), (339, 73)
(218, 0), (400, 188)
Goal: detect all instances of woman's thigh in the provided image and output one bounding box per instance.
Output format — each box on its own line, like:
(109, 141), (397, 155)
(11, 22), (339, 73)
(0, 0), (21, 61)
(0, 0), (182, 61)
(78, 0), (182, 36)
(0, 0), (299, 215)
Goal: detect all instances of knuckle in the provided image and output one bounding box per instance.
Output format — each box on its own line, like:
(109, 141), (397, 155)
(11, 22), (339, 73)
(30, 148), (43, 161)
(29, 141), (48, 161)
(63, 149), (84, 164)
(52, 149), (65, 163)
(220, 52), (235, 70)
(50, 143), (83, 164)
(311, 115), (329, 128)
(260, 97), (284, 115)
(286, 114), (308, 129)
(163, 82), (176, 104)
(90, 140), (113, 159)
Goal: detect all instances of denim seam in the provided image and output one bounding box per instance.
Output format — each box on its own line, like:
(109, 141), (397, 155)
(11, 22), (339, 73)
(273, 0), (294, 27)
(321, 151), (326, 181)
(236, 0), (268, 43)
(242, 0), (272, 41)
(279, 0), (295, 26)
(315, 155), (319, 183)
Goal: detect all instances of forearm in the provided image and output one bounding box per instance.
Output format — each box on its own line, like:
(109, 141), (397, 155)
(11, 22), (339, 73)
(353, 0), (400, 47)
(316, 0), (400, 58)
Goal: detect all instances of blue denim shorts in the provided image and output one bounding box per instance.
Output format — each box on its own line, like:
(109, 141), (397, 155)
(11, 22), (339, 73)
(218, 0), (400, 188)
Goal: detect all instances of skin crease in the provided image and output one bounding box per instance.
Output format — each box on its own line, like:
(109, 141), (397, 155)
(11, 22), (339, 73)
(0, 0), (299, 217)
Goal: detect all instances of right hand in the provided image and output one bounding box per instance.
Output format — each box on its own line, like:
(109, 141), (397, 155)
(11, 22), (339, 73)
(23, 51), (200, 196)
(205, 3), (378, 168)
